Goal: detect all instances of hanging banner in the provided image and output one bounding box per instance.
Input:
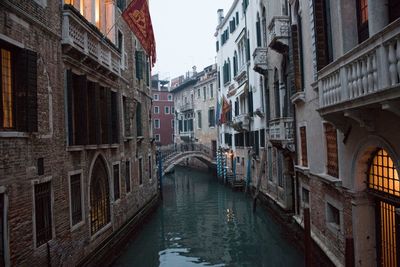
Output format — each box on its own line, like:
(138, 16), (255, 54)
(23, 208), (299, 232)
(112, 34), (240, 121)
(122, 0), (156, 66)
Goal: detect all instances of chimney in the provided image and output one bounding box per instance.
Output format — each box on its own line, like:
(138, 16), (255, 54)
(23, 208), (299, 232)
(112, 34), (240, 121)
(217, 9), (224, 24)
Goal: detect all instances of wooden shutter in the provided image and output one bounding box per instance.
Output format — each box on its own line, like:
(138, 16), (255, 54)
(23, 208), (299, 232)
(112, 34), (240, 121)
(256, 20), (262, 47)
(75, 74), (87, 145)
(66, 70), (74, 145)
(106, 89), (112, 144)
(246, 38), (251, 62)
(324, 123), (338, 177)
(26, 50), (38, 132)
(15, 49), (28, 132)
(135, 51), (143, 80)
(300, 126), (308, 166)
(313, 0), (329, 70)
(111, 91), (119, 143)
(291, 24), (302, 92)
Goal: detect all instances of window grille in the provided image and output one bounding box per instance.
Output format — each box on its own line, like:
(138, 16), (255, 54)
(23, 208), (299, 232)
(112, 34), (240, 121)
(113, 164), (120, 200)
(139, 158), (143, 185)
(70, 174), (82, 226)
(125, 161), (131, 193)
(368, 149), (400, 197)
(90, 158), (110, 235)
(34, 182), (52, 246)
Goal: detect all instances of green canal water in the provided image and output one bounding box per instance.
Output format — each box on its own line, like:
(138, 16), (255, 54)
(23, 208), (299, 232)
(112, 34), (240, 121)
(113, 167), (304, 267)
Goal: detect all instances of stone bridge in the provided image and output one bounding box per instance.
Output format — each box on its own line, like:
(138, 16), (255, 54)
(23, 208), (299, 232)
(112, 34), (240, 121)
(157, 143), (216, 176)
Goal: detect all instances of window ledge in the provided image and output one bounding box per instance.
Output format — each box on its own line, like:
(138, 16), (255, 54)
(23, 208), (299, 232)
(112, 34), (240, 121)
(66, 146), (84, 152)
(295, 165), (310, 175)
(70, 221), (85, 232)
(90, 222), (112, 241)
(110, 144), (119, 149)
(311, 172), (342, 187)
(0, 131), (30, 138)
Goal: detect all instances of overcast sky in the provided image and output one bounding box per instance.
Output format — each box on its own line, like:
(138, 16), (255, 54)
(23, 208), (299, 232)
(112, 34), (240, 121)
(149, 0), (233, 80)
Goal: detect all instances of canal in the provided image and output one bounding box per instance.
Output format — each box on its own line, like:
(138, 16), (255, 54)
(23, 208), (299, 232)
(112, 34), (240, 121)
(113, 167), (304, 267)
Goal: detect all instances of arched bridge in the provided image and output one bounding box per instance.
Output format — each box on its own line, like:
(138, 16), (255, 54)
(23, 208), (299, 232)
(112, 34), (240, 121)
(157, 143), (216, 176)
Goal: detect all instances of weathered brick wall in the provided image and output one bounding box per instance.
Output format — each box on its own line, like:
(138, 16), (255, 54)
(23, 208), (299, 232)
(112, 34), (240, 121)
(0, 1), (158, 265)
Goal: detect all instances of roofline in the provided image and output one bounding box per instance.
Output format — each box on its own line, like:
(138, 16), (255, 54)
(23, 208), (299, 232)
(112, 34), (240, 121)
(216, 0), (239, 31)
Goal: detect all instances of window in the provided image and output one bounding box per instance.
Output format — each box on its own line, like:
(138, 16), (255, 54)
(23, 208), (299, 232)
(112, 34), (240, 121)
(153, 94), (159, 100)
(90, 157), (110, 235)
(302, 187), (310, 207)
(113, 164), (120, 201)
(0, 43), (37, 132)
(95, 0), (101, 28)
(210, 84), (213, 99)
(197, 89), (201, 99)
(125, 160), (131, 193)
(136, 102), (142, 136)
(171, 106), (174, 114)
(168, 94), (173, 101)
(117, 30), (125, 68)
(67, 74), (119, 145)
(368, 149), (400, 196)
(300, 126), (308, 166)
(148, 156), (152, 180)
(138, 158), (143, 185)
(135, 51), (144, 80)
(268, 147), (273, 181)
(165, 106), (170, 114)
(123, 96), (131, 136)
(69, 173), (83, 227)
(260, 129), (265, 147)
(197, 111), (202, 129)
(324, 123), (338, 177)
(154, 106), (159, 114)
(326, 202), (340, 231)
(154, 119), (160, 129)
(34, 181), (52, 246)
(155, 134), (160, 142)
(203, 87), (207, 101)
(208, 108), (215, 127)
(357, 0), (369, 43)
(117, 0), (126, 11)
(171, 119), (174, 128)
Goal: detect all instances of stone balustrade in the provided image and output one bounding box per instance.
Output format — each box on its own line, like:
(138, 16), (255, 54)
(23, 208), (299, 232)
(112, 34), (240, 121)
(269, 117), (294, 141)
(61, 6), (121, 76)
(319, 19), (400, 109)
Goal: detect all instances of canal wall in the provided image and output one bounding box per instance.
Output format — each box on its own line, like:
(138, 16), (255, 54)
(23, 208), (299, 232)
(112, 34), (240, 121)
(254, 188), (336, 267)
(77, 193), (160, 267)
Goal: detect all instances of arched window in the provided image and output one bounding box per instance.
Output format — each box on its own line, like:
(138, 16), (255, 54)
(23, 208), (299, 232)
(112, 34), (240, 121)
(368, 149), (400, 196)
(90, 157), (111, 235)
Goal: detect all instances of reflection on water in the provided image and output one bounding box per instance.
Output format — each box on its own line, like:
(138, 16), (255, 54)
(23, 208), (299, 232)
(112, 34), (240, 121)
(113, 167), (304, 267)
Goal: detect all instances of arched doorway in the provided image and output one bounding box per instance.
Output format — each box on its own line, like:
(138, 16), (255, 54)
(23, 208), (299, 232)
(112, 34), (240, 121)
(367, 149), (400, 267)
(90, 156), (111, 235)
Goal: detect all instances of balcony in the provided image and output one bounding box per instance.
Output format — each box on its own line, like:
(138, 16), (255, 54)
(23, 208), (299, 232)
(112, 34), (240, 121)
(180, 101), (194, 112)
(268, 16), (290, 54)
(268, 117), (294, 151)
(61, 5), (121, 78)
(253, 47), (268, 75)
(232, 114), (250, 132)
(318, 19), (400, 126)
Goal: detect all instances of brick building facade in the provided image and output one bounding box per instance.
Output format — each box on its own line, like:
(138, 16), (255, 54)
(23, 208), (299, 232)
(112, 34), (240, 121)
(0, 0), (157, 265)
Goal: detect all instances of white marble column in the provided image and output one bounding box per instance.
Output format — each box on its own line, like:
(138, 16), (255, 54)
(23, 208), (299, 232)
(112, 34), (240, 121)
(368, 0), (389, 36)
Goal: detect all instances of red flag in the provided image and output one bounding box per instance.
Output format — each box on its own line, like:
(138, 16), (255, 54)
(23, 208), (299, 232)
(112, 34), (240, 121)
(122, 0), (156, 66)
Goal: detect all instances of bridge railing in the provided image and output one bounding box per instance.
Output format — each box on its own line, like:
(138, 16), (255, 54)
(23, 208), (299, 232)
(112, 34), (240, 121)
(157, 143), (215, 162)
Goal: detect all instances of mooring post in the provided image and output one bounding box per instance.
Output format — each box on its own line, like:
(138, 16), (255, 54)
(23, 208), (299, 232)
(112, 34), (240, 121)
(304, 208), (312, 267)
(158, 150), (163, 200)
(345, 237), (354, 267)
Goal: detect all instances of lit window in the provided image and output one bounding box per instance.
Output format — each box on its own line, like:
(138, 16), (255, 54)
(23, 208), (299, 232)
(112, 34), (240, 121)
(1, 49), (12, 129)
(90, 157), (110, 235)
(368, 149), (400, 196)
(95, 0), (101, 28)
